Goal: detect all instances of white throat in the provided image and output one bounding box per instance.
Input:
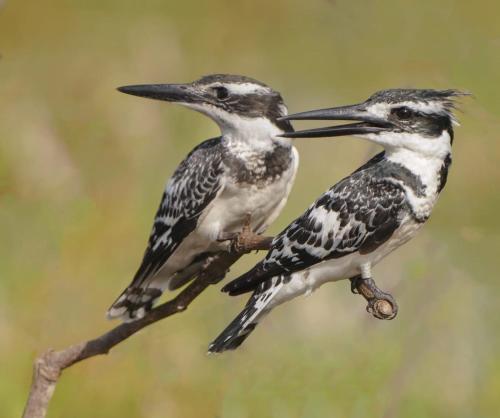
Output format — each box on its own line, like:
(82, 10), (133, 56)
(365, 130), (452, 159)
(383, 130), (451, 181)
(381, 131), (452, 219)
(184, 103), (290, 151)
(221, 115), (290, 152)
(386, 147), (446, 191)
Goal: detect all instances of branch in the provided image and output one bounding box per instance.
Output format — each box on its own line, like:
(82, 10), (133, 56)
(23, 228), (398, 418)
(22, 244), (254, 418)
(349, 276), (398, 320)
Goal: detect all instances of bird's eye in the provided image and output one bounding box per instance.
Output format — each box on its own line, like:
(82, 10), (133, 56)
(213, 86), (229, 100)
(392, 106), (413, 119)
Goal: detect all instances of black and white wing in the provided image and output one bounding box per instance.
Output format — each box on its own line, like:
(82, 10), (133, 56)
(108, 137), (224, 318)
(222, 166), (409, 295)
(106, 136), (224, 320)
(130, 137), (224, 287)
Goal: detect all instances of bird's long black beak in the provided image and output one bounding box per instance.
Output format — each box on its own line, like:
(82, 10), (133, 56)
(117, 83), (198, 103)
(278, 103), (392, 138)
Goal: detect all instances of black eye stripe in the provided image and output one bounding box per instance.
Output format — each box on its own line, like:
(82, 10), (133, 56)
(391, 106), (414, 119)
(212, 86), (229, 100)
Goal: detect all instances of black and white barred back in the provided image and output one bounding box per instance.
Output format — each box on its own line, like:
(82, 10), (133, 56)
(108, 136), (296, 320)
(209, 150), (451, 352)
(108, 138), (224, 319)
(222, 151), (434, 296)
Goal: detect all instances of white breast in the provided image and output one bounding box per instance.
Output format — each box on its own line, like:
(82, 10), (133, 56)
(199, 146), (299, 240)
(268, 214), (423, 309)
(385, 133), (451, 220)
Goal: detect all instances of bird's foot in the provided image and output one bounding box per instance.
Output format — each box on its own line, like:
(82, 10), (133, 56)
(366, 290), (398, 320)
(349, 276), (398, 320)
(217, 231), (239, 242)
(217, 214), (273, 254)
(350, 276), (362, 294)
(201, 255), (231, 284)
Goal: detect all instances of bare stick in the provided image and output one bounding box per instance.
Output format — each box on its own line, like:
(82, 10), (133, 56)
(22, 231), (270, 418)
(23, 228), (398, 418)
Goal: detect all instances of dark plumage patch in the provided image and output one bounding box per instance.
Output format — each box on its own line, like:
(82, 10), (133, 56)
(387, 109), (455, 138)
(437, 153), (452, 193)
(373, 161), (426, 197)
(223, 143), (293, 186)
(368, 89), (467, 108)
(226, 93), (292, 131)
(351, 152), (426, 197)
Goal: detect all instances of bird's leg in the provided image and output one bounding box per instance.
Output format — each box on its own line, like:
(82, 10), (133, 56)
(217, 213), (273, 253)
(349, 273), (399, 320)
(201, 254), (236, 285)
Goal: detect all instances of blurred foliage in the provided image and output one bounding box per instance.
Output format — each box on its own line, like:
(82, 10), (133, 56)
(1, 0), (499, 417)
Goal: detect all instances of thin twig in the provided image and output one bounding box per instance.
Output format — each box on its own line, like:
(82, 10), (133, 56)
(350, 276), (398, 320)
(22, 230), (398, 418)
(22, 238), (257, 418)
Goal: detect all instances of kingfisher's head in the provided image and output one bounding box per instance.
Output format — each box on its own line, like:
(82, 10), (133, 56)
(118, 74), (291, 135)
(281, 89), (468, 158)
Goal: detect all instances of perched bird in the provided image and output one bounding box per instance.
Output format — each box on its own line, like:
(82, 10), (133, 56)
(209, 88), (466, 353)
(108, 74), (298, 321)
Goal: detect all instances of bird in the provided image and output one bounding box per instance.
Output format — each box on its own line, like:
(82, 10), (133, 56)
(209, 88), (467, 353)
(107, 74), (299, 322)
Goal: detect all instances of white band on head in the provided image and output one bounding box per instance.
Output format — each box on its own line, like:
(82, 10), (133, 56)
(217, 82), (271, 95)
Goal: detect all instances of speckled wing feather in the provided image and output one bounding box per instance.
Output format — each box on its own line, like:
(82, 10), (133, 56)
(131, 137), (224, 287)
(222, 158), (409, 295)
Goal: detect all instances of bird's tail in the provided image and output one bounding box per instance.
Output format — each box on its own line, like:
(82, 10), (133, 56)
(106, 284), (163, 322)
(208, 276), (284, 353)
(107, 254), (218, 322)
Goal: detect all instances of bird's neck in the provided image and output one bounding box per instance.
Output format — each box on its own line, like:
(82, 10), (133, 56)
(221, 116), (291, 153)
(384, 135), (451, 195)
(382, 139), (452, 221)
(218, 117), (294, 186)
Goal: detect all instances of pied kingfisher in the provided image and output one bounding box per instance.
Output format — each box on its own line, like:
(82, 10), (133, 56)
(108, 74), (298, 321)
(209, 88), (467, 353)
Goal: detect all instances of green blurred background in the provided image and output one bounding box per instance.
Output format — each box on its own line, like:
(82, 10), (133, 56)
(1, 0), (499, 417)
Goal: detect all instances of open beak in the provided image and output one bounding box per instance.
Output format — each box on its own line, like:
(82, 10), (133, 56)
(278, 103), (392, 138)
(117, 83), (199, 103)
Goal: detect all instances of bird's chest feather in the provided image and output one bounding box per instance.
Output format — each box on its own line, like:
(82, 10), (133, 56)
(223, 143), (293, 186)
(377, 215), (423, 257)
(387, 151), (450, 222)
(197, 146), (297, 240)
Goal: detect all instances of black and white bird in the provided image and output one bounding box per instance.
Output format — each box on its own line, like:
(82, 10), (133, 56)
(209, 88), (466, 353)
(107, 74), (298, 321)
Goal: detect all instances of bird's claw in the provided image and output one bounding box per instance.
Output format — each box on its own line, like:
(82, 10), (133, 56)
(217, 232), (238, 242)
(216, 213), (253, 246)
(217, 230), (253, 253)
(217, 214), (272, 254)
(349, 276), (398, 320)
(201, 256), (231, 284)
(349, 276), (361, 294)
(366, 291), (398, 320)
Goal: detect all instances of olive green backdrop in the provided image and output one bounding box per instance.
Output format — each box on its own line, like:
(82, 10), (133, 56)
(1, 0), (499, 417)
